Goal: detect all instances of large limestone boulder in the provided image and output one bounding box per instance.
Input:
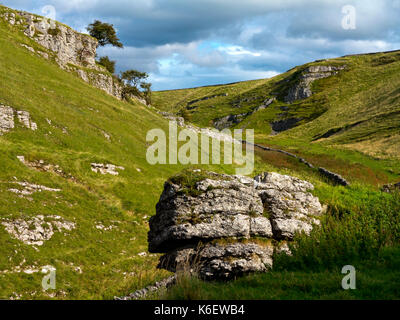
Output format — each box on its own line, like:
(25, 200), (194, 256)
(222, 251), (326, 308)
(148, 170), (324, 280)
(255, 172), (322, 240)
(159, 241), (274, 280)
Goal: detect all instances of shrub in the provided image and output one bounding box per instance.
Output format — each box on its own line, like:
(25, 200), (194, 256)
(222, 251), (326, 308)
(98, 56), (116, 74)
(274, 192), (400, 271)
(121, 84), (141, 101)
(47, 27), (61, 36)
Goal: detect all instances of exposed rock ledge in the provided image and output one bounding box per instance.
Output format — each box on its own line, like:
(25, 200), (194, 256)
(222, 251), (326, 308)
(285, 65), (346, 103)
(0, 104), (37, 134)
(148, 170), (324, 280)
(1, 8), (127, 101)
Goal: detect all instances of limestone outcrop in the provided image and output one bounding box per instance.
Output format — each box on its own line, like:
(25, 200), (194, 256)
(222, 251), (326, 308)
(2, 11), (97, 68)
(91, 163), (125, 176)
(148, 170), (324, 279)
(8, 181), (61, 198)
(0, 104), (37, 134)
(0, 105), (14, 134)
(213, 98), (275, 130)
(1, 215), (76, 246)
(1, 8), (126, 101)
(285, 65), (346, 103)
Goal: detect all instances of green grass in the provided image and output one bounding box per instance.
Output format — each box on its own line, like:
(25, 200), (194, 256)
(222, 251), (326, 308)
(160, 253), (400, 300)
(1, 4), (400, 300)
(160, 193), (400, 300)
(0, 7), (235, 299)
(153, 51), (400, 173)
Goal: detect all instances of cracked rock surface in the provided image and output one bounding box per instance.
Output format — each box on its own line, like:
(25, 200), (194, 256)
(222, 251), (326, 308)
(148, 170), (324, 279)
(1, 215), (75, 246)
(0, 104), (37, 134)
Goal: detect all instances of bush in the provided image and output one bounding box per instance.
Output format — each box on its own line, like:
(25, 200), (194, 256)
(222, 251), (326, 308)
(98, 56), (116, 74)
(274, 192), (400, 271)
(47, 27), (61, 36)
(121, 84), (141, 101)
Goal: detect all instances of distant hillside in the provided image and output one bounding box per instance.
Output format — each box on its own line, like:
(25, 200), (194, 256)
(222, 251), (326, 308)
(1, 4), (399, 301)
(153, 51), (400, 160)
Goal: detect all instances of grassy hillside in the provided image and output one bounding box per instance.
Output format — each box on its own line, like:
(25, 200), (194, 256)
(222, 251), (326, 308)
(153, 52), (400, 178)
(1, 4), (399, 301)
(0, 7), (241, 299)
(151, 50), (400, 301)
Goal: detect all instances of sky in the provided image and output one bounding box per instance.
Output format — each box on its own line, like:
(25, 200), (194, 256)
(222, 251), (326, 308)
(3, 0), (400, 90)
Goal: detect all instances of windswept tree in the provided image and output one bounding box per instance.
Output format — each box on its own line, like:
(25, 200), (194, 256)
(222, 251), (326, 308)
(87, 20), (123, 48)
(120, 69), (151, 102)
(120, 70), (148, 88)
(140, 82), (152, 105)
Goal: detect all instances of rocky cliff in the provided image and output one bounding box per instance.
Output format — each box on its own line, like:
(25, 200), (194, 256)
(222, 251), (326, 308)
(148, 170), (324, 280)
(285, 65), (346, 103)
(1, 7), (125, 100)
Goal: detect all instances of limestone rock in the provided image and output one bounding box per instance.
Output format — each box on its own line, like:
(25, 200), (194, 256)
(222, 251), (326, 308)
(159, 242), (274, 280)
(148, 175), (269, 253)
(148, 170), (324, 279)
(213, 113), (247, 130)
(16, 110), (37, 130)
(1, 9), (127, 101)
(91, 163), (125, 176)
(17, 156), (75, 180)
(1, 215), (75, 246)
(255, 172), (322, 240)
(0, 105), (37, 134)
(14, 12), (98, 68)
(285, 65), (346, 103)
(8, 181), (61, 197)
(0, 105), (15, 134)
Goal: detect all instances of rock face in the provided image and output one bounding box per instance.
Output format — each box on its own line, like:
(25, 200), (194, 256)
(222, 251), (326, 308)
(255, 172), (322, 240)
(270, 118), (301, 134)
(0, 105), (14, 134)
(285, 65), (346, 103)
(148, 170), (324, 280)
(7, 11), (98, 68)
(158, 242), (274, 280)
(0, 104), (37, 134)
(213, 113), (247, 130)
(1, 8), (126, 101)
(213, 98), (276, 130)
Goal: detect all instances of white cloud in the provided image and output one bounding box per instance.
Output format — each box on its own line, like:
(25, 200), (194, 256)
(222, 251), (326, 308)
(3, 0), (400, 90)
(219, 46), (261, 57)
